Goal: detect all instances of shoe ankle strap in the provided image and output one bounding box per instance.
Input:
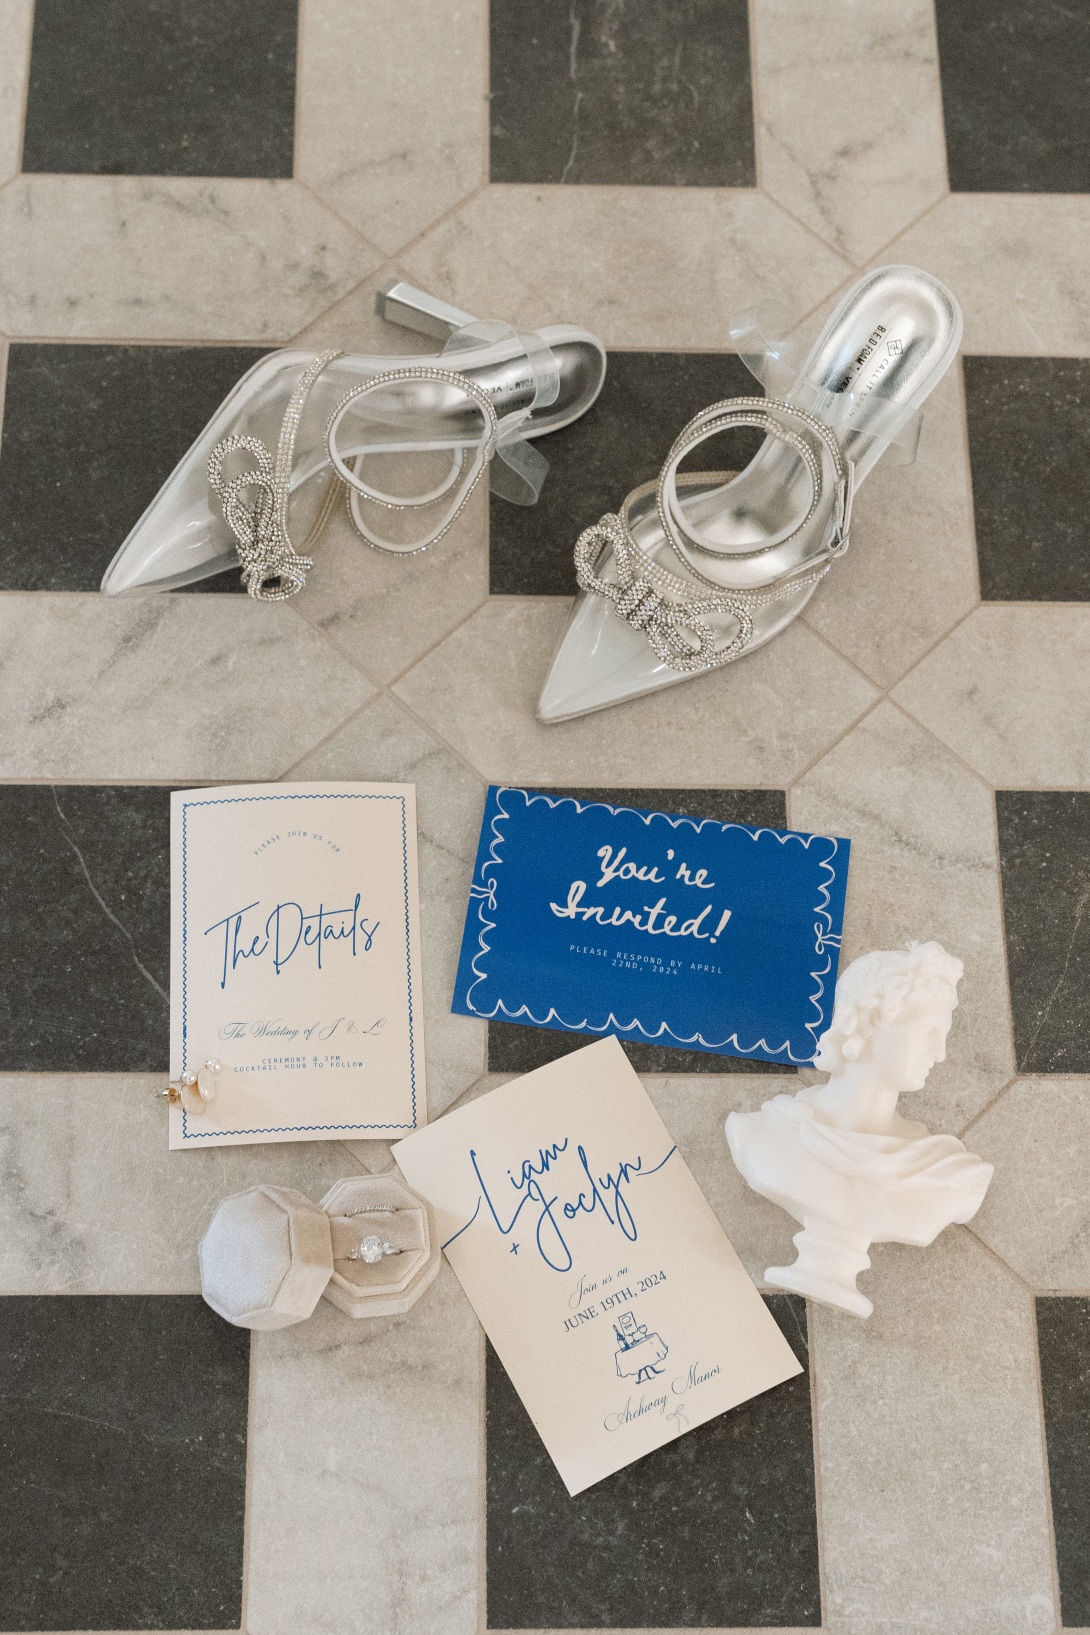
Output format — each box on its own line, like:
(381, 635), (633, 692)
(656, 396), (854, 589)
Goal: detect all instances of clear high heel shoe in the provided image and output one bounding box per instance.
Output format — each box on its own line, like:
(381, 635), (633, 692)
(538, 265), (962, 723)
(100, 282), (606, 600)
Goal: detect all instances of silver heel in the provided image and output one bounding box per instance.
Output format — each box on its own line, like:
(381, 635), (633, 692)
(374, 279), (479, 341)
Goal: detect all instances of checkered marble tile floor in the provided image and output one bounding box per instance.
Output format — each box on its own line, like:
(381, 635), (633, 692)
(2, 2), (1089, 1631)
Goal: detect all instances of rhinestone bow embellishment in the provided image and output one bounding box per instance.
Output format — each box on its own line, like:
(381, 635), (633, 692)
(574, 512), (815, 674)
(207, 350), (342, 602)
(207, 433), (315, 601)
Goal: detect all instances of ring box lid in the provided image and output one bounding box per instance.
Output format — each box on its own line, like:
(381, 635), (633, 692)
(200, 1184), (333, 1331)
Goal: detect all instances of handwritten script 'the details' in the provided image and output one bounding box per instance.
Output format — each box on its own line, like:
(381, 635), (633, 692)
(549, 842), (733, 944)
(206, 894), (380, 988)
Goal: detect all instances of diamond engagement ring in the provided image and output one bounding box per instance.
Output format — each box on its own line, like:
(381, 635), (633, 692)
(349, 1235), (403, 1264)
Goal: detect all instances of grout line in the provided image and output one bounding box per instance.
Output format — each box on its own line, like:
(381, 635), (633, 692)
(478, 1322), (488, 1635)
(275, 690), (386, 780)
(1028, 1293), (1065, 1632)
(957, 1073), (1018, 1142)
(783, 688), (886, 794)
(804, 1298), (829, 1627)
(292, 0), (307, 179)
(480, 0), (492, 190)
(855, 187), (949, 276)
(986, 781), (1020, 1070)
(385, 178), (489, 268)
(926, 0), (954, 197)
(284, 255), (401, 348)
(383, 591), (492, 689)
(238, 1332), (257, 1635)
(291, 172), (386, 259)
(12, 0), (34, 179)
(745, 0), (763, 195)
(962, 1220), (1037, 1298)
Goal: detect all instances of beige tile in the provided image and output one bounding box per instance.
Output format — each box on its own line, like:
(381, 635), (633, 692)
(0, 0), (32, 187)
(801, 367), (979, 687)
(891, 605), (1090, 787)
(393, 596), (878, 785)
(644, 1075), (804, 1285)
(246, 1259), (479, 1635)
(790, 702), (1015, 1131)
(883, 193), (1090, 355)
(813, 1227), (1056, 1634)
(0, 1074), (360, 1294)
(0, 594), (375, 780)
(401, 184), (855, 349)
(753, 0), (947, 267)
(840, 1255), (1059, 1626)
(0, 176), (377, 340)
(294, 489), (489, 684)
(967, 1078), (1090, 1290)
(289, 262), (442, 355)
(285, 694), (488, 1117)
(296, 0), (486, 255)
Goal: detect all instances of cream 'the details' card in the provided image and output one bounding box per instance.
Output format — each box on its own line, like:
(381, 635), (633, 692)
(393, 1037), (800, 1495)
(169, 783), (425, 1149)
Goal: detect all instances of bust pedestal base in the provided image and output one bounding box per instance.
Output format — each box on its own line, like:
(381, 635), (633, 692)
(765, 1221), (874, 1319)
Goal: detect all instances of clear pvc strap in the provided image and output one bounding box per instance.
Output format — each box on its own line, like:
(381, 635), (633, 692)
(729, 301), (923, 467)
(443, 319), (560, 505)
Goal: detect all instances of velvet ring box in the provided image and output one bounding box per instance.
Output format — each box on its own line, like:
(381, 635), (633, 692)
(200, 1173), (440, 1328)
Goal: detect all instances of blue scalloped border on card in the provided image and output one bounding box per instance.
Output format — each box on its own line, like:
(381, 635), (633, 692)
(452, 787), (850, 1064)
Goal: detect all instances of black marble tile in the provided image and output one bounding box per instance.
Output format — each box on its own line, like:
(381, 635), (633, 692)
(490, 0), (755, 189)
(0, 786), (170, 1072)
(1036, 1297), (1090, 1627)
(935, 0), (1090, 193)
(0, 344), (268, 592)
(0, 1295), (248, 1631)
(963, 357), (1090, 602)
(996, 792), (1090, 1074)
(485, 1294), (819, 1629)
(487, 787), (796, 1077)
(490, 351), (761, 596)
(22, 0), (297, 178)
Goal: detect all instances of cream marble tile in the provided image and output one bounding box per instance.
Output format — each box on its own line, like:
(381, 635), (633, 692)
(813, 1227), (1056, 1635)
(294, 489), (489, 684)
(0, 0), (32, 187)
(393, 596), (878, 786)
(644, 1075), (804, 1285)
(285, 694), (488, 1117)
(891, 605), (1090, 787)
(790, 702), (1015, 1132)
(801, 367), (979, 688)
(0, 595), (375, 780)
(752, 0), (947, 267)
(0, 176), (377, 341)
(401, 185), (855, 349)
(882, 193), (1090, 355)
(0, 1074), (360, 1294)
(966, 1078), (1090, 1291)
(289, 263), (436, 354)
(246, 1258), (479, 1635)
(296, 0), (486, 255)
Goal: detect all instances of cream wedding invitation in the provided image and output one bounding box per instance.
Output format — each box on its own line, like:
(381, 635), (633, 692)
(169, 783), (424, 1149)
(394, 1037), (800, 1494)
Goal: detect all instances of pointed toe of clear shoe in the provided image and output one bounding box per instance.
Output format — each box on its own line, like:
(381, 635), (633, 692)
(539, 263), (962, 722)
(101, 283), (606, 599)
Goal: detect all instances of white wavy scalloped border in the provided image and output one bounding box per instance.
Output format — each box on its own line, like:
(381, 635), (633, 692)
(462, 788), (843, 1063)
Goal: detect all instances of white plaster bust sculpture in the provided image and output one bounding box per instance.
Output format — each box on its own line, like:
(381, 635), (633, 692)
(725, 941), (993, 1318)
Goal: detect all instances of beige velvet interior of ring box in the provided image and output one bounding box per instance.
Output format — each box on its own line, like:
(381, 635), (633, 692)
(321, 1174), (440, 1316)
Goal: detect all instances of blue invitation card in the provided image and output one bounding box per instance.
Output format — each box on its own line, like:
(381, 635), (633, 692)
(452, 787), (851, 1065)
